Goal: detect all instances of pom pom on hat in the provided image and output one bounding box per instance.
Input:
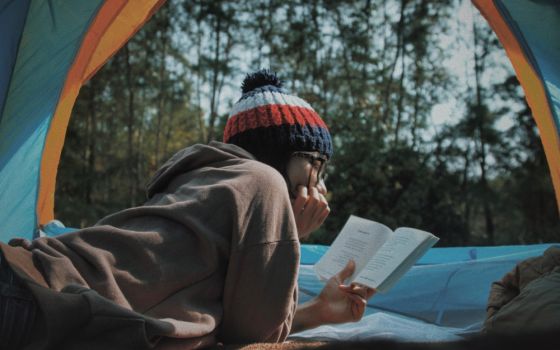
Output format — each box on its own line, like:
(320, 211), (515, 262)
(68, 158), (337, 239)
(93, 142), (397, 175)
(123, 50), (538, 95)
(241, 69), (283, 93)
(224, 69), (333, 169)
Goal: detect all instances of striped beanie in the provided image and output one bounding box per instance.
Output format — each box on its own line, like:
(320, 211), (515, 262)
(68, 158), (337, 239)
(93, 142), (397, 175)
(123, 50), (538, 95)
(223, 69), (333, 171)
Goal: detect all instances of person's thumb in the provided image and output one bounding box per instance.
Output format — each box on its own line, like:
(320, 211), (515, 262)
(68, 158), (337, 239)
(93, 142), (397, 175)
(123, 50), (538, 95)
(336, 259), (356, 282)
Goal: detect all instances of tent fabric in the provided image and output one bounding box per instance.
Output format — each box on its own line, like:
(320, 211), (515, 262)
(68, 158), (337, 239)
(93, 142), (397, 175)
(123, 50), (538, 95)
(292, 243), (557, 342)
(38, 0), (166, 226)
(473, 0), (560, 211)
(0, 0), (105, 240)
(0, 0), (164, 242)
(0, 0), (31, 120)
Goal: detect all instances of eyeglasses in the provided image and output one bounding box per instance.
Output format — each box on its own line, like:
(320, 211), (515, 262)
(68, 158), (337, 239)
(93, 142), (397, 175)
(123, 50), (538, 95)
(290, 152), (329, 185)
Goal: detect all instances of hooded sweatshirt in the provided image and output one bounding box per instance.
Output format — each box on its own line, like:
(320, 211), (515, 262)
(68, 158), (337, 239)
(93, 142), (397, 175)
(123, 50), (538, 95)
(484, 246), (560, 333)
(0, 142), (300, 350)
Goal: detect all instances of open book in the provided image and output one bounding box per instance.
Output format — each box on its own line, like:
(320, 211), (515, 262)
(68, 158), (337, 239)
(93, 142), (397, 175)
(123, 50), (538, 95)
(314, 215), (439, 293)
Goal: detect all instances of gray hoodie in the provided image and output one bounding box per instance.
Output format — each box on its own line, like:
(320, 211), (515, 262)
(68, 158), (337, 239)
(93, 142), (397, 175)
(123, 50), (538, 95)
(1, 142), (300, 349)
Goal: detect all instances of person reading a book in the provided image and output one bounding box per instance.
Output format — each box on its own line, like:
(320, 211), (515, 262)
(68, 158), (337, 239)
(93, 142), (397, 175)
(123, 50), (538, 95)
(0, 69), (374, 349)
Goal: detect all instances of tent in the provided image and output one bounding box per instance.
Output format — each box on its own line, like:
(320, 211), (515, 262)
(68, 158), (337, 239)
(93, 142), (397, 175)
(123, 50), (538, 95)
(473, 0), (560, 212)
(1, 0), (559, 342)
(0, 0), (164, 241)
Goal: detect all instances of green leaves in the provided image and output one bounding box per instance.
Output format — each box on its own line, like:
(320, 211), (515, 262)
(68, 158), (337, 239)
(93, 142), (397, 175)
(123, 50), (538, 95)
(56, 0), (558, 245)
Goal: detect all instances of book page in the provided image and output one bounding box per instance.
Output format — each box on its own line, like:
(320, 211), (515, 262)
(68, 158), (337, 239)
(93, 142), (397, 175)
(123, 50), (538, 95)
(314, 215), (392, 283)
(374, 228), (439, 292)
(353, 228), (432, 290)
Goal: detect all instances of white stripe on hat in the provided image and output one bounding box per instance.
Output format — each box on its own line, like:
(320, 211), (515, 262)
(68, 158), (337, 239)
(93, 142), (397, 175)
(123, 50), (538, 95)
(229, 90), (314, 117)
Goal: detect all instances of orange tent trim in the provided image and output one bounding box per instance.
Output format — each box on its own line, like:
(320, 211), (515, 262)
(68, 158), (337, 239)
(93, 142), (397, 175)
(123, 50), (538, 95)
(473, 0), (560, 212)
(37, 0), (166, 227)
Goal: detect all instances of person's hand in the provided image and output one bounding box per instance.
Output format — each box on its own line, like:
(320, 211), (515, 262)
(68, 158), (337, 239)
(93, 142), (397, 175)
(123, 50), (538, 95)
(291, 185), (330, 238)
(316, 260), (376, 324)
(8, 237), (33, 250)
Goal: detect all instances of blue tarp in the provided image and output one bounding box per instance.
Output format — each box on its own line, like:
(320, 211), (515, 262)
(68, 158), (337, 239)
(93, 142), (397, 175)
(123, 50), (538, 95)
(293, 243), (556, 341)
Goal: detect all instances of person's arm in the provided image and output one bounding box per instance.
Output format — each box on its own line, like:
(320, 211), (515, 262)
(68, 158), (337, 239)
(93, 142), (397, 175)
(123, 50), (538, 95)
(486, 254), (543, 319)
(290, 185), (375, 333)
(291, 260), (376, 334)
(486, 269), (520, 319)
(291, 298), (324, 333)
(219, 166), (301, 344)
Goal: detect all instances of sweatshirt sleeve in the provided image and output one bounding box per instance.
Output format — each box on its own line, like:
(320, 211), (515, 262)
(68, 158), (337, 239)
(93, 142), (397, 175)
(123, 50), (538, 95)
(219, 241), (299, 344)
(485, 264), (521, 319)
(485, 246), (560, 320)
(218, 162), (300, 344)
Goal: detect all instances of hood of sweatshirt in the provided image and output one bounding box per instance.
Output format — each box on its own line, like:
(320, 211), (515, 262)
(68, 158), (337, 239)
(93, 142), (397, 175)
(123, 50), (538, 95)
(146, 141), (256, 199)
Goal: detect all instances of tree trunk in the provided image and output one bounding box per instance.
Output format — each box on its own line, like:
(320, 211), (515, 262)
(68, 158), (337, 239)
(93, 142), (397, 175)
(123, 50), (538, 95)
(155, 17), (169, 166)
(411, 62), (421, 149)
(206, 13), (222, 143)
(394, 42), (406, 146)
(195, 0), (206, 143)
(85, 81), (97, 205)
(472, 19), (495, 244)
(124, 44), (137, 206)
(382, 0), (407, 125)
(461, 147), (471, 243)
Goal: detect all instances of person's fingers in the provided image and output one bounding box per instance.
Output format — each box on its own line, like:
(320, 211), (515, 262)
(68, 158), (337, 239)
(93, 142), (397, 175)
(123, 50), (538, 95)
(303, 190), (328, 233)
(308, 185), (321, 202)
(347, 293), (366, 320)
(305, 187), (319, 215)
(292, 186), (308, 215)
(352, 302), (359, 320)
(348, 284), (370, 299)
(350, 284), (375, 299)
(342, 285), (369, 303)
(294, 186), (330, 236)
(311, 193), (329, 222)
(347, 292), (367, 306)
(315, 208), (329, 228)
(307, 187), (320, 209)
(8, 238), (32, 249)
(335, 259), (356, 282)
(319, 193), (328, 205)
(298, 191), (321, 234)
(355, 301), (365, 320)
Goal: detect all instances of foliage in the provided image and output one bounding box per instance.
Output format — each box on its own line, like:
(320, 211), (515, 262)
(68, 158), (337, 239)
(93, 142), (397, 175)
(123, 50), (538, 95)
(56, 0), (559, 245)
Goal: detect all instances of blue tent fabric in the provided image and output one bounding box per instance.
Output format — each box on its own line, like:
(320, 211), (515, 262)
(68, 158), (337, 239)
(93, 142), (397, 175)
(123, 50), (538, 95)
(495, 0), (560, 128)
(0, 0), (31, 122)
(0, 1), (104, 240)
(292, 243), (557, 341)
(39, 219), (77, 236)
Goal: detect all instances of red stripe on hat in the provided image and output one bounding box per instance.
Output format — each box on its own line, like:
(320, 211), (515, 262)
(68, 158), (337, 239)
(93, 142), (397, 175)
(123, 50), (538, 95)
(224, 104), (327, 141)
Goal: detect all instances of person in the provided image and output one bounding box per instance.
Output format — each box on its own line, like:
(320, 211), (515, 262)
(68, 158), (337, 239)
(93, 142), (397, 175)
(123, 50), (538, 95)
(484, 245), (560, 333)
(0, 69), (374, 350)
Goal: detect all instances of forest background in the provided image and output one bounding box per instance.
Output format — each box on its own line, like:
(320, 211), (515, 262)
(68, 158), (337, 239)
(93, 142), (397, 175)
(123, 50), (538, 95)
(56, 0), (559, 246)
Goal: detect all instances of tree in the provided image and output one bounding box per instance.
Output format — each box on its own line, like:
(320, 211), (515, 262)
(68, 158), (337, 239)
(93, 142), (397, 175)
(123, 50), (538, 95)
(57, 0), (558, 246)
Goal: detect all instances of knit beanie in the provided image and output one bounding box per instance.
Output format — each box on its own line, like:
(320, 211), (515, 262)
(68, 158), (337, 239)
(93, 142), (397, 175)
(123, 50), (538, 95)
(223, 69), (333, 172)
